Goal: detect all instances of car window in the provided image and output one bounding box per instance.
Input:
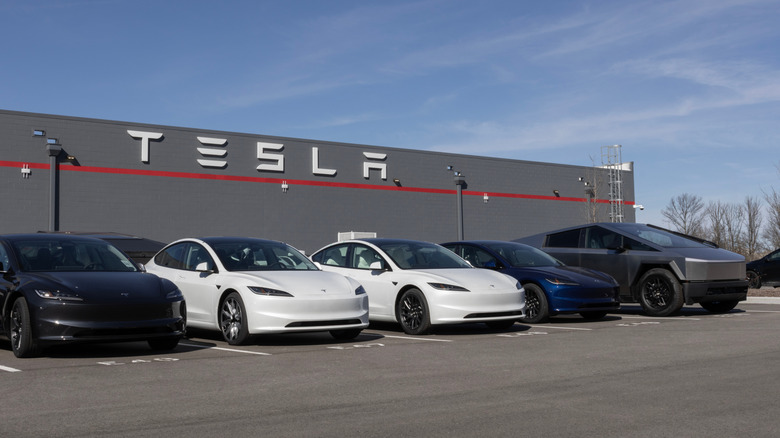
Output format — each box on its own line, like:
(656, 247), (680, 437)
(352, 245), (385, 270)
(484, 242), (560, 267)
(546, 229), (581, 248)
(154, 242), (188, 270)
(767, 250), (780, 262)
(315, 244), (349, 267)
(460, 246), (498, 268)
(584, 227), (622, 249)
(376, 241), (471, 269)
(11, 238), (138, 272)
(182, 243), (215, 271)
(622, 236), (655, 251)
(0, 242), (10, 271)
(211, 240), (317, 271)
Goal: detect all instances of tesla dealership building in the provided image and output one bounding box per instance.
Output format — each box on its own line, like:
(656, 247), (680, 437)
(0, 110), (636, 253)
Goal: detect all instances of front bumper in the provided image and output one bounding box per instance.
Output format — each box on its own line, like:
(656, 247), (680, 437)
(683, 279), (748, 304)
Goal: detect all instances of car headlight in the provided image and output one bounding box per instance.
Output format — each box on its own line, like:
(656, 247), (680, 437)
(355, 285), (366, 295)
(545, 277), (580, 286)
(35, 289), (83, 302)
(248, 286), (293, 297)
(428, 282), (470, 292)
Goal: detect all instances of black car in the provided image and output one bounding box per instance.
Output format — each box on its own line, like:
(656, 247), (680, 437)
(517, 223), (748, 316)
(747, 248), (780, 289)
(39, 231), (166, 265)
(0, 234), (186, 358)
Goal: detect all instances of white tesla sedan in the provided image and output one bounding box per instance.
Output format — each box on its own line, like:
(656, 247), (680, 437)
(146, 237), (369, 344)
(311, 238), (525, 335)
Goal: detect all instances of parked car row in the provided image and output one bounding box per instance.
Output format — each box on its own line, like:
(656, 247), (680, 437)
(1, 223), (751, 358)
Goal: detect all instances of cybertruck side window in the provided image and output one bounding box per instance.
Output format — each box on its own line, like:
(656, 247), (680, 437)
(546, 229), (581, 248)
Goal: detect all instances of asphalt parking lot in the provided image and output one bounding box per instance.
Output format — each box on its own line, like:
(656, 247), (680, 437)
(3, 301), (780, 438)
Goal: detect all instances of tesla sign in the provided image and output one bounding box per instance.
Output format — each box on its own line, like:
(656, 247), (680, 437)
(127, 130), (387, 180)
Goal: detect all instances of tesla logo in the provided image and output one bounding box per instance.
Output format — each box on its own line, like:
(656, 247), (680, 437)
(321, 289), (327, 293)
(120, 292), (130, 297)
(129, 129), (390, 179)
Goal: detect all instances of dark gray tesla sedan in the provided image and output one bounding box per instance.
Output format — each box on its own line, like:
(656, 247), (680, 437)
(0, 234), (186, 358)
(516, 223), (748, 316)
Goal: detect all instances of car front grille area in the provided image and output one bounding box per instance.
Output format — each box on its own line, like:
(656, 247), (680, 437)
(463, 311), (524, 319)
(705, 285), (748, 296)
(72, 326), (177, 339)
(285, 319), (363, 328)
(578, 302), (620, 309)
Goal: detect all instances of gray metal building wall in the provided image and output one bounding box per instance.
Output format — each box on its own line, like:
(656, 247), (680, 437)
(0, 110), (635, 253)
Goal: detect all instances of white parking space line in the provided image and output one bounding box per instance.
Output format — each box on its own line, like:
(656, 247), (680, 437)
(541, 325), (593, 331)
(1, 365), (22, 373)
(180, 343), (272, 356)
(379, 335), (453, 342)
(745, 310), (780, 313)
(619, 315), (701, 321)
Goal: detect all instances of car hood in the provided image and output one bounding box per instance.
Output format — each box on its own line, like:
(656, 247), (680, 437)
(22, 271), (173, 302)
(409, 268), (519, 292)
(227, 270), (360, 296)
(505, 265), (618, 286)
(666, 246), (746, 262)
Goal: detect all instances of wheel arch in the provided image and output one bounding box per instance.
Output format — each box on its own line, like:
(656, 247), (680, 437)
(629, 264), (681, 301)
(394, 284), (424, 321)
(1, 290), (26, 335)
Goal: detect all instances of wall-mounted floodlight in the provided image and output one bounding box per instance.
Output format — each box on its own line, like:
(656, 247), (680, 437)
(32, 129), (46, 137)
(281, 181), (289, 193)
(633, 204), (644, 210)
(393, 178), (402, 187)
(483, 193), (489, 203)
(553, 190), (560, 197)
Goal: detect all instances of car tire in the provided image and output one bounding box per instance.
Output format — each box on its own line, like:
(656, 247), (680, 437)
(10, 297), (40, 358)
(519, 283), (549, 324)
(747, 270), (761, 289)
(637, 268), (684, 317)
(397, 288), (431, 335)
(220, 292), (250, 345)
(148, 336), (181, 351)
(699, 300), (739, 314)
(579, 311), (608, 320)
(330, 328), (362, 340)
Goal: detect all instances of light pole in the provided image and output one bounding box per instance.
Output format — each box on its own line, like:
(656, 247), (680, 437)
(448, 166), (466, 240)
(46, 141), (62, 232)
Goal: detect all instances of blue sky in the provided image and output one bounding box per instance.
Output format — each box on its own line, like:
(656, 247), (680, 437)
(2, 0), (779, 226)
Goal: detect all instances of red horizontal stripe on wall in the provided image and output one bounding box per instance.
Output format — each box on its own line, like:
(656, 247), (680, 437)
(0, 160), (632, 206)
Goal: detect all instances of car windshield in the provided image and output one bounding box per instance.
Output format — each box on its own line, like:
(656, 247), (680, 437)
(11, 238), (138, 272)
(376, 241), (471, 269)
(616, 224), (711, 248)
(210, 240), (318, 271)
(483, 242), (561, 267)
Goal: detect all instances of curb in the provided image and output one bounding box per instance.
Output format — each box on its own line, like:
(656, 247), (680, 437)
(746, 296), (780, 305)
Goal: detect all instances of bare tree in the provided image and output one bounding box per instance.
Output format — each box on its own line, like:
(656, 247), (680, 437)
(722, 203), (745, 253)
(744, 196), (764, 260)
(662, 193), (706, 237)
(704, 201), (727, 248)
(764, 187), (780, 250)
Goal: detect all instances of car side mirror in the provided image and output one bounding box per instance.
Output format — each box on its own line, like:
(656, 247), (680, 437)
(313, 261), (323, 269)
(195, 261), (215, 273)
(136, 262), (147, 272)
(369, 261), (387, 271)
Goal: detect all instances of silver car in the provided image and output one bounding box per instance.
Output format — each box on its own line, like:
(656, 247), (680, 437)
(516, 223), (748, 316)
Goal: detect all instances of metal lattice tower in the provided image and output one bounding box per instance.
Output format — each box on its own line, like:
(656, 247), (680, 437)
(601, 145), (624, 222)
